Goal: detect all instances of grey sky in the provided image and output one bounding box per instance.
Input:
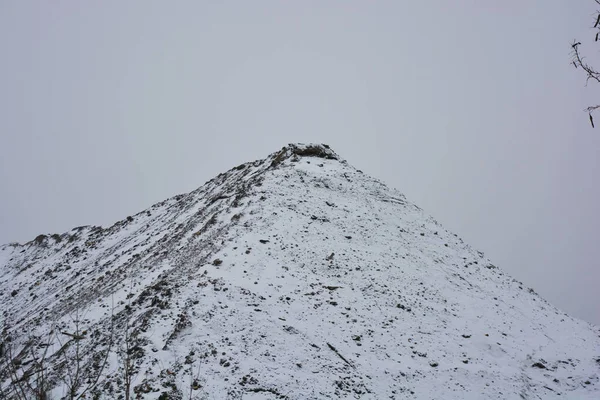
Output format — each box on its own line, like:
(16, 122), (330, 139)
(0, 1), (598, 325)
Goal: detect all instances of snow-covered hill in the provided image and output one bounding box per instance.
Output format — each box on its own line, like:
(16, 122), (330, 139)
(1, 143), (598, 399)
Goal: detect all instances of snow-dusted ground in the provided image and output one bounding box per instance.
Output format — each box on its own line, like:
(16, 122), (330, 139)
(1, 143), (598, 399)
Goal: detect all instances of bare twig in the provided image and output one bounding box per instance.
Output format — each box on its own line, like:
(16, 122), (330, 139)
(571, 41), (600, 85)
(0, 326), (54, 400)
(121, 286), (135, 400)
(54, 305), (113, 400)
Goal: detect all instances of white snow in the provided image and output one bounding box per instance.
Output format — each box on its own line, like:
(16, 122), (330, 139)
(1, 143), (598, 399)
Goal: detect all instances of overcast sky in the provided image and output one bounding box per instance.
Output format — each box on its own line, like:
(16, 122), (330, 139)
(0, 1), (598, 325)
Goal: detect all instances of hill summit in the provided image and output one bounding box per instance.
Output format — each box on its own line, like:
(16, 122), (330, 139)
(1, 143), (598, 399)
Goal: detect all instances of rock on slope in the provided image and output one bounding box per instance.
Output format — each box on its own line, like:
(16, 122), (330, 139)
(0, 143), (598, 400)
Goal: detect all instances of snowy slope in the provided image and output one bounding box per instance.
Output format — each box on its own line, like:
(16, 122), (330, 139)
(1, 143), (598, 400)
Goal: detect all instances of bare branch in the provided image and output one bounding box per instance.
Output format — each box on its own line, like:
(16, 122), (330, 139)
(571, 41), (600, 85)
(571, 4), (600, 127)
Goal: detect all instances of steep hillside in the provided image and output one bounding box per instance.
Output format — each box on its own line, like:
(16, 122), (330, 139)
(1, 143), (598, 400)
